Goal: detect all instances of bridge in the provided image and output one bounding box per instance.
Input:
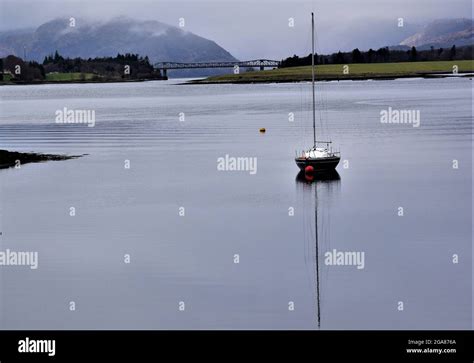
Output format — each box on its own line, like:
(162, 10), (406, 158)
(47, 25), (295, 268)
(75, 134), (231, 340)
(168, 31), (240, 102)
(154, 59), (280, 77)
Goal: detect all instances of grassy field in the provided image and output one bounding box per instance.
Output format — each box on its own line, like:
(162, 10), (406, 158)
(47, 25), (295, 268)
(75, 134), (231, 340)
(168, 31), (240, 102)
(45, 72), (96, 81)
(196, 60), (474, 83)
(1, 74), (13, 82)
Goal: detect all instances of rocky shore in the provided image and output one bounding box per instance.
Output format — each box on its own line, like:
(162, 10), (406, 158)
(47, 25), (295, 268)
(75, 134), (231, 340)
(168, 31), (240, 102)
(0, 149), (82, 169)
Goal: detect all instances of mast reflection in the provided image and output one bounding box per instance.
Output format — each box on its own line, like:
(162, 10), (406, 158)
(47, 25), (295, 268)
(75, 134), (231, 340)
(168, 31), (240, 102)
(296, 169), (341, 328)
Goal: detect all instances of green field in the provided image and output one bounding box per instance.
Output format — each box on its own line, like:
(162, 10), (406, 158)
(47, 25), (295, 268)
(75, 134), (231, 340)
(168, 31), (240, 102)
(45, 72), (96, 81)
(1, 73), (13, 82)
(196, 60), (474, 83)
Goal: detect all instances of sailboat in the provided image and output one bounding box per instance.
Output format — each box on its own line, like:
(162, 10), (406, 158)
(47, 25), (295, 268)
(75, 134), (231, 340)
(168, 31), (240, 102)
(295, 13), (341, 172)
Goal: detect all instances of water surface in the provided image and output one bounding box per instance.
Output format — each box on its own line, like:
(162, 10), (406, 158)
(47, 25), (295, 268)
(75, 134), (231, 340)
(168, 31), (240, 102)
(0, 78), (471, 329)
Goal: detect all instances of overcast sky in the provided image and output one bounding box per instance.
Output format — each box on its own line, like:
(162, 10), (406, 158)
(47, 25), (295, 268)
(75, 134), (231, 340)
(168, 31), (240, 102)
(0, 0), (472, 59)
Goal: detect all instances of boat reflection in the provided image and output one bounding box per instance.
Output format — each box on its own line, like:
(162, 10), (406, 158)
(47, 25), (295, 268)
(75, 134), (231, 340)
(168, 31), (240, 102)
(296, 169), (340, 184)
(295, 169), (341, 328)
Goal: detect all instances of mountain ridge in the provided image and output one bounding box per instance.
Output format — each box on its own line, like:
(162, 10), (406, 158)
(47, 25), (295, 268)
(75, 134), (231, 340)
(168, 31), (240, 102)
(0, 16), (238, 73)
(400, 18), (473, 48)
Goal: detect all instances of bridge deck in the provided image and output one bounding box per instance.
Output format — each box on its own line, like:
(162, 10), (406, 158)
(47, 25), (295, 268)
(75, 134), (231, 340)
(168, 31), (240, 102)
(154, 59), (280, 69)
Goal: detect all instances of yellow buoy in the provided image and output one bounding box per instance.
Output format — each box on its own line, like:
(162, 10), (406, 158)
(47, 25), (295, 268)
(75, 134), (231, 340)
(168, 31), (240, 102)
(259, 128), (266, 133)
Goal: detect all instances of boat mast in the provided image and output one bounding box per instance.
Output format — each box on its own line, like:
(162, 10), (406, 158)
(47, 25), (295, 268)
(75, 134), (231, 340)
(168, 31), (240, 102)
(311, 12), (316, 148)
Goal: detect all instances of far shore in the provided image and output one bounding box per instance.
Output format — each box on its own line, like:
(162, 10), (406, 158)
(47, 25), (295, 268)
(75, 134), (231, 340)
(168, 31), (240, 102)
(2, 60), (472, 86)
(189, 72), (473, 85)
(189, 60), (474, 84)
(0, 77), (160, 86)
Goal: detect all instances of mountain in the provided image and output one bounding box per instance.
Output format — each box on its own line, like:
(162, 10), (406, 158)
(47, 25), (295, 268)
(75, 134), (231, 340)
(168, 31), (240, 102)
(324, 18), (473, 54)
(0, 17), (238, 76)
(323, 18), (421, 53)
(400, 18), (473, 49)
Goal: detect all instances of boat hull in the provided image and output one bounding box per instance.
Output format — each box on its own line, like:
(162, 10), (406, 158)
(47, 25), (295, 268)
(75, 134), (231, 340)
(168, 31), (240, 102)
(295, 156), (340, 171)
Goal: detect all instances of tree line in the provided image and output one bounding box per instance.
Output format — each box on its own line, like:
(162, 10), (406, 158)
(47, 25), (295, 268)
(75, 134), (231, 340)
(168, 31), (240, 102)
(280, 45), (473, 67)
(1, 51), (164, 82)
(0, 56), (44, 82)
(43, 51), (161, 79)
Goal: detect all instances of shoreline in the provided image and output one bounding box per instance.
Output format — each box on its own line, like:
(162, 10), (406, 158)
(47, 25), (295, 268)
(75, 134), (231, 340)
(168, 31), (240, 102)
(0, 150), (83, 169)
(0, 77), (167, 86)
(0, 79), (166, 86)
(189, 60), (474, 85)
(189, 72), (473, 85)
(4, 73), (470, 87)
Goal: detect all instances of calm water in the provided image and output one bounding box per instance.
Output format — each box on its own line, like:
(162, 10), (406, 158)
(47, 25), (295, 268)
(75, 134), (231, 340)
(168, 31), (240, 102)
(0, 78), (472, 329)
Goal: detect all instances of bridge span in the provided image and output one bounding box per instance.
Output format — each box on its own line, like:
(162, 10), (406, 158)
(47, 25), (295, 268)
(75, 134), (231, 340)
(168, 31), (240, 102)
(154, 59), (280, 77)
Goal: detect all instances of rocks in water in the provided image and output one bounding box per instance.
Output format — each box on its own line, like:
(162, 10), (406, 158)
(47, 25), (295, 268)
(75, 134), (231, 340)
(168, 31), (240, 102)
(0, 149), (81, 169)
